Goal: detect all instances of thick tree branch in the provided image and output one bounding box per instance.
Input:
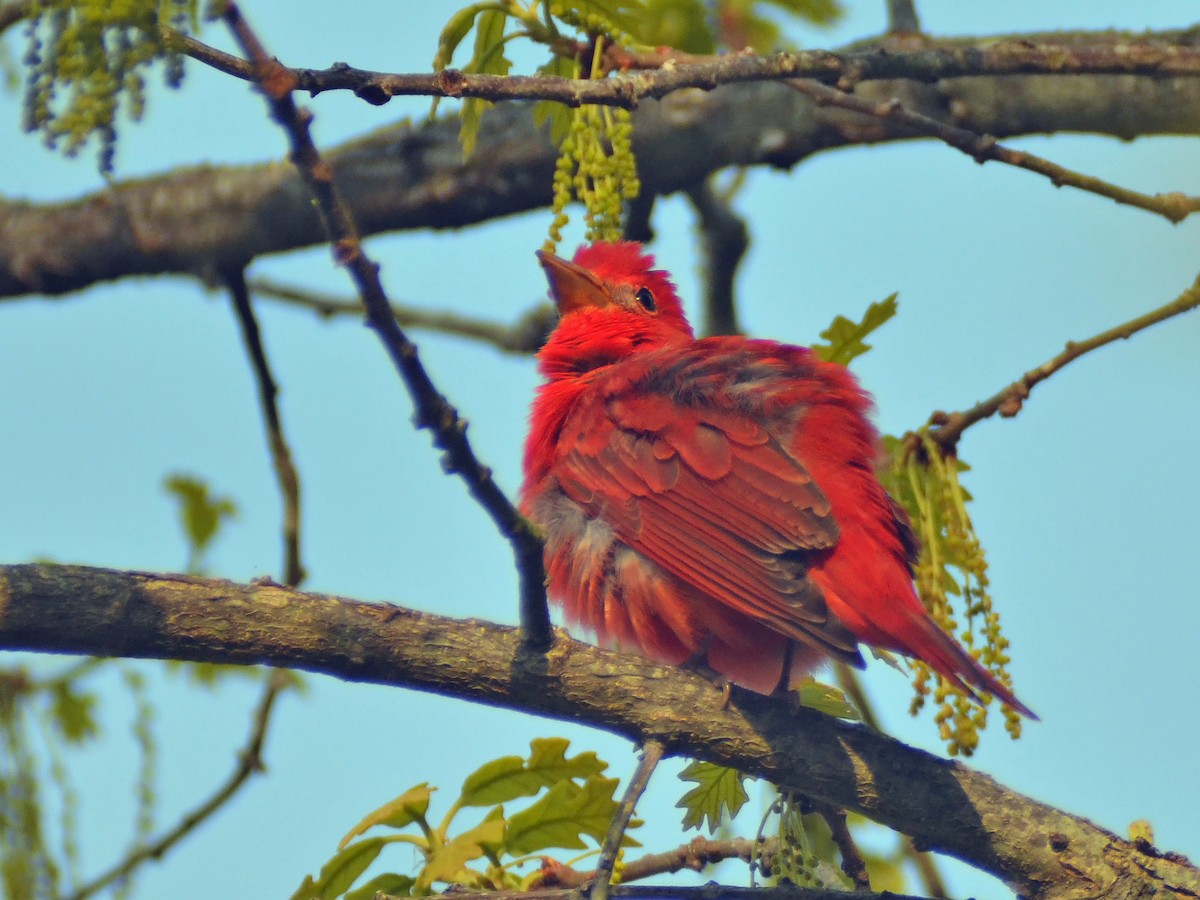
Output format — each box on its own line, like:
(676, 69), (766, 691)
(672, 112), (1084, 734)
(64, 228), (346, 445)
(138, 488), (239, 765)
(221, 2), (551, 650)
(6, 63), (1200, 299)
(1, 564), (1196, 900)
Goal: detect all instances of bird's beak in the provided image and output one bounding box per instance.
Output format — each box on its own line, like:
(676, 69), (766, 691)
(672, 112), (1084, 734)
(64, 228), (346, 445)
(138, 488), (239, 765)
(537, 250), (611, 315)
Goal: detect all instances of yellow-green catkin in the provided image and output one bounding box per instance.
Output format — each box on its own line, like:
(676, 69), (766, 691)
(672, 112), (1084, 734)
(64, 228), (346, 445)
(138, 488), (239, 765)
(20, 0), (196, 171)
(543, 37), (640, 254)
(887, 431), (1023, 756)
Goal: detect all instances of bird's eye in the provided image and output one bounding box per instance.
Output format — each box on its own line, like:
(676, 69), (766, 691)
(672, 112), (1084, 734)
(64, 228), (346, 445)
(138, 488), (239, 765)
(634, 287), (656, 312)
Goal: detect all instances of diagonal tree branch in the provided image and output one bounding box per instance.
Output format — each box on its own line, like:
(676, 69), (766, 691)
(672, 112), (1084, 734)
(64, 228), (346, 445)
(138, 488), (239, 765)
(220, 2), (551, 650)
(928, 271), (1200, 452)
(0, 563), (1196, 900)
(60, 668), (291, 900)
(785, 78), (1200, 223)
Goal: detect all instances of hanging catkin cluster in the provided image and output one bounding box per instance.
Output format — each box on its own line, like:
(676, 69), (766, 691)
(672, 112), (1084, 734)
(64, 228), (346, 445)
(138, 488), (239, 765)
(544, 40), (640, 252)
(883, 431), (1023, 756)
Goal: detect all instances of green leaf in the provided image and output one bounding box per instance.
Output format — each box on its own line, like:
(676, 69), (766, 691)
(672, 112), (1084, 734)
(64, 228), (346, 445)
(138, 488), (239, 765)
(505, 776), (636, 855)
(811, 293), (898, 366)
(339, 784), (434, 850)
(793, 679), (861, 721)
(416, 817), (506, 891)
(163, 473), (237, 554)
(290, 838), (386, 900)
(676, 761), (751, 832)
(460, 737), (607, 807)
(49, 683), (98, 743)
(433, 2), (500, 71)
(458, 9), (513, 157)
(344, 873), (414, 900)
(640, 0), (715, 53)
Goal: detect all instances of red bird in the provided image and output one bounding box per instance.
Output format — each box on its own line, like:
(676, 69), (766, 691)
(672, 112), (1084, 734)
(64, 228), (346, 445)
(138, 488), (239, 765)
(521, 242), (1034, 718)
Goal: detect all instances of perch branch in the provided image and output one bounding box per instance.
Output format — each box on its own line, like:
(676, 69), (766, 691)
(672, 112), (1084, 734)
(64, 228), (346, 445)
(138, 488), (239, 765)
(221, 2), (551, 649)
(2, 564), (1197, 900)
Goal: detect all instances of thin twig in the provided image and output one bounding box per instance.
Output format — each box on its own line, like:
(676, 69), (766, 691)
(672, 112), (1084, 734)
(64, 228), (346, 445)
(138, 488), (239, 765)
(176, 27), (1200, 109)
(785, 78), (1200, 224)
(590, 740), (666, 900)
(812, 802), (872, 891)
(225, 268), (305, 587)
(685, 178), (749, 336)
(886, 0), (921, 34)
(62, 670), (290, 900)
(538, 836), (773, 888)
(220, 2), (552, 650)
(929, 271), (1200, 451)
(248, 277), (553, 355)
(448, 887), (928, 900)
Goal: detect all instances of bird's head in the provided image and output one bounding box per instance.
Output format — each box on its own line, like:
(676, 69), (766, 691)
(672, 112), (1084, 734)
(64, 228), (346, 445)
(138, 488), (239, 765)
(536, 242), (693, 377)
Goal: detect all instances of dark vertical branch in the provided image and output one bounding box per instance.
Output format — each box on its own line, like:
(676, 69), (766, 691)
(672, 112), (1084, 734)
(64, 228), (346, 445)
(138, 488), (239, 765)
(886, 0), (921, 34)
(812, 802), (872, 891)
(220, 1), (552, 650)
(590, 740), (666, 900)
(224, 267), (305, 588)
(684, 179), (749, 336)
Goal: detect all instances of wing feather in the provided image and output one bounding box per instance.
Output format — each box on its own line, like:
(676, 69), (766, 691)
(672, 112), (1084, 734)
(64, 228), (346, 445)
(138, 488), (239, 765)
(557, 365), (862, 661)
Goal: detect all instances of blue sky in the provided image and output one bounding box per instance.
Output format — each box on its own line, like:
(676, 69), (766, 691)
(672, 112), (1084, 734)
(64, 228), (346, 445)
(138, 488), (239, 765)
(1, 2), (1198, 898)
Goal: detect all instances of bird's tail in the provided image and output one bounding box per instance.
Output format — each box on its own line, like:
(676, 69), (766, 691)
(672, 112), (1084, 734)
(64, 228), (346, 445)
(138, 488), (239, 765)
(910, 613), (1039, 720)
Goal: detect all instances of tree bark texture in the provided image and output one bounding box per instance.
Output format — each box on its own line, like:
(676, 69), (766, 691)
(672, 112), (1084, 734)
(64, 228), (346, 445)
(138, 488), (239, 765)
(0, 563), (1195, 900)
(3, 69), (1200, 299)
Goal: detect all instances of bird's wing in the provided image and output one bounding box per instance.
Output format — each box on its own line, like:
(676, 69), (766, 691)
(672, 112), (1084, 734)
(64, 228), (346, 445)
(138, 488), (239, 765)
(555, 372), (863, 662)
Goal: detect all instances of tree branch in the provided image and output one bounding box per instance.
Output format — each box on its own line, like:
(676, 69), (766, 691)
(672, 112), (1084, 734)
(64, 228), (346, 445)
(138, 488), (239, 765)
(1, 563), (1196, 900)
(590, 740), (665, 900)
(886, 0), (921, 35)
(60, 668), (290, 900)
(248, 277), (553, 355)
(785, 78), (1200, 223)
(448, 887), (924, 900)
(221, 2), (551, 650)
(685, 178), (749, 336)
(928, 271), (1200, 452)
(177, 32), (1200, 107)
(6, 57), (1200, 299)
(225, 268), (305, 587)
